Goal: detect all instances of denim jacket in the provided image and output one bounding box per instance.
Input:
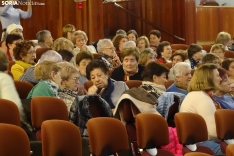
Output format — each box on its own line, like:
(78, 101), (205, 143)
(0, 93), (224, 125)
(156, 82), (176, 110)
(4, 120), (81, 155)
(157, 92), (186, 119)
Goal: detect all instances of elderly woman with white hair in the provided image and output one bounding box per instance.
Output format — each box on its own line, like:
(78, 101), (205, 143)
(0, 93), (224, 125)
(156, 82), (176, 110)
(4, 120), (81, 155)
(166, 62), (192, 95)
(123, 40), (136, 49)
(72, 30), (97, 56)
(19, 50), (62, 85)
(97, 38), (121, 69)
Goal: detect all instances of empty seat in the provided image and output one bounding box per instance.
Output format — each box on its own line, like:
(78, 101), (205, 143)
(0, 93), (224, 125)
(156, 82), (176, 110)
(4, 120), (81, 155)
(171, 44), (188, 50)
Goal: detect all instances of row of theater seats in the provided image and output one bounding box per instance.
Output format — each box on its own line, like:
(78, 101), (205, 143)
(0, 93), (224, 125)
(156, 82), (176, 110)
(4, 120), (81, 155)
(1, 96), (234, 156)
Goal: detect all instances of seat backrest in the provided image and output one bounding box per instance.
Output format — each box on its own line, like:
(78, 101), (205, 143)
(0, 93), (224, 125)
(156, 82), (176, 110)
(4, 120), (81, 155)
(171, 44), (189, 50)
(184, 152), (211, 156)
(87, 117), (129, 155)
(175, 112), (208, 145)
(0, 123), (30, 156)
(8, 61), (15, 70)
(165, 62), (173, 69)
(167, 95), (180, 127)
(0, 99), (21, 126)
(226, 144), (234, 156)
(136, 113), (169, 149)
(31, 97), (68, 129)
(125, 80), (142, 89)
(36, 48), (52, 61)
(201, 45), (213, 53)
(14, 80), (34, 99)
(215, 109), (234, 140)
(93, 53), (102, 59)
(84, 80), (93, 91)
(42, 120), (82, 156)
(225, 50), (234, 59)
(165, 80), (174, 89)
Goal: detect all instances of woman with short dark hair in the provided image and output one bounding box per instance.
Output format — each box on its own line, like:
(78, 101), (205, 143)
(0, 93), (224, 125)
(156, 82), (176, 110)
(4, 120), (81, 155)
(86, 59), (128, 109)
(156, 41), (172, 64)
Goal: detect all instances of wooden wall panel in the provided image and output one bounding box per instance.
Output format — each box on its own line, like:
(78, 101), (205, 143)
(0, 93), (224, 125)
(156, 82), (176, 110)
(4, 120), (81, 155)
(103, 0), (196, 44)
(196, 6), (234, 42)
(0, 0), (103, 42)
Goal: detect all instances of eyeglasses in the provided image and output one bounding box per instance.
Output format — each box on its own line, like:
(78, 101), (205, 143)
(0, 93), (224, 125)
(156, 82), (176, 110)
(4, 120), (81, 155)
(104, 47), (116, 51)
(27, 51), (36, 55)
(70, 77), (80, 82)
(68, 31), (75, 34)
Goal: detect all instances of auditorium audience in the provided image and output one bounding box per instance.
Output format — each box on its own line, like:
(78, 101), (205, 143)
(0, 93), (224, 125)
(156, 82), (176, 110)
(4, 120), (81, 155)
(136, 36), (150, 52)
(168, 50), (188, 80)
(111, 47), (144, 81)
(27, 61), (61, 98)
(222, 58), (234, 96)
(185, 44), (203, 69)
(215, 31), (231, 50)
(213, 67), (234, 109)
(123, 40), (136, 49)
(86, 59), (128, 109)
(138, 48), (156, 66)
(72, 30), (97, 55)
(127, 29), (138, 42)
(112, 34), (128, 53)
(5, 34), (23, 61)
(149, 29), (161, 52)
(0, 48), (29, 126)
(141, 61), (169, 98)
(57, 62), (80, 112)
(97, 39), (121, 69)
(167, 62), (191, 95)
(180, 63), (222, 154)
(11, 40), (35, 80)
(19, 50), (62, 85)
(62, 24), (76, 41)
(116, 29), (126, 36)
(156, 41), (172, 64)
(35, 30), (53, 49)
(210, 44), (225, 61)
(76, 51), (93, 86)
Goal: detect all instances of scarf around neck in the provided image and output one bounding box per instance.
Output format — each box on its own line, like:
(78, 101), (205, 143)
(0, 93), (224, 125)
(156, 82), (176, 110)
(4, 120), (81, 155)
(43, 80), (59, 97)
(123, 65), (138, 81)
(97, 78), (115, 109)
(189, 57), (198, 69)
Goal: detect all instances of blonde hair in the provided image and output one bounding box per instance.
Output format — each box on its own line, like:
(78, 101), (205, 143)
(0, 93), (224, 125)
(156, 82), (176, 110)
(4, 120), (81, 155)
(136, 36), (150, 48)
(210, 44), (225, 53)
(62, 24), (75, 38)
(56, 62), (78, 80)
(72, 30), (88, 45)
(188, 64), (218, 92)
(52, 37), (74, 52)
(34, 61), (61, 80)
(215, 32), (231, 45)
(138, 48), (155, 66)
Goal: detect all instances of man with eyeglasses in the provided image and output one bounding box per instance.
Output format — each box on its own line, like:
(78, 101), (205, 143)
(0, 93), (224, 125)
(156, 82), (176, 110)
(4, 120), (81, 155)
(97, 39), (121, 69)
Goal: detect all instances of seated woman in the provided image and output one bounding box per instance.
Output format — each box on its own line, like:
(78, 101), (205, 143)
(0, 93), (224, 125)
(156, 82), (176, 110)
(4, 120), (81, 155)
(213, 67), (234, 109)
(97, 39), (121, 69)
(127, 29), (138, 42)
(111, 47), (145, 81)
(5, 34), (23, 61)
(72, 30), (97, 55)
(57, 62), (80, 112)
(149, 30), (161, 52)
(167, 62), (192, 95)
(210, 44), (225, 61)
(0, 48), (29, 127)
(112, 34), (128, 53)
(136, 36), (150, 52)
(185, 44), (203, 69)
(140, 61), (169, 98)
(156, 41), (172, 64)
(27, 61), (62, 98)
(86, 59), (128, 109)
(180, 63), (222, 154)
(202, 53), (221, 67)
(11, 40), (36, 80)
(138, 48), (156, 66)
(168, 50), (188, 80)
(222, 58), (234, 96)
(76, 51), (94, 86)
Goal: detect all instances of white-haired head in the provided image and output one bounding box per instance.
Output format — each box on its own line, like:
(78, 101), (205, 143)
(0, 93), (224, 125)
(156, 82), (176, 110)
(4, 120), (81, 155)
(97, 39), (113, 53)
(123, 41), (136, 49)
(173, 62), (191, 80)
(39, 50), (63, 63)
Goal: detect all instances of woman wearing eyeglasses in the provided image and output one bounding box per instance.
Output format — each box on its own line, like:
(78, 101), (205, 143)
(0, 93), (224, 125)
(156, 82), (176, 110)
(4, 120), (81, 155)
(11, 40), (35, 80)
(97, 39), (121, 69)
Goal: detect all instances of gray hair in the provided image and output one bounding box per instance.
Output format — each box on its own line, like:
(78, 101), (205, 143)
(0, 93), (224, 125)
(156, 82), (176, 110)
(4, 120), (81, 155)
(123, 41), (136, 49)
(39, 50), (63, 63)
(97, 39), (113, 53)
(173, 62), (191, 79)
(36, 30), (51, 43)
